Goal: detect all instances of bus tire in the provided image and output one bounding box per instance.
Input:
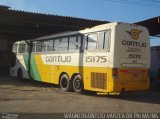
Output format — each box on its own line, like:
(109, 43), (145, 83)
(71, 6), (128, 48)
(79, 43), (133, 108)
(59, 74), (72, 92)
(17, 69), (23, 81)
(73, 75), (84, 93)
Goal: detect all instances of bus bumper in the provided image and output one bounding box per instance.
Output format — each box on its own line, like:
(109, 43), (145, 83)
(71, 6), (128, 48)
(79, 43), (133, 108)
(109, 80), (150, 92)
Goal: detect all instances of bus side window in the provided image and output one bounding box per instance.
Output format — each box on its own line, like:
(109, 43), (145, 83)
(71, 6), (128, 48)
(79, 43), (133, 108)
(32, 42), (36, 52)
(59, 37), (69, 51)
(54, 39), (60, 51)
(69, 36), (82, 51)
(87, 33), (97, 50)
(18, 43), (26, 53)
(12, 44), (18, 53)
(69, 36), (77, 51)
(47, 40), (53, 52)
(99, 31), (110, 51)
(26, 44), (29, 53)
(42, 41), (47, 52)
(104, 32), (110, 50)
(36, 42), (42, 52)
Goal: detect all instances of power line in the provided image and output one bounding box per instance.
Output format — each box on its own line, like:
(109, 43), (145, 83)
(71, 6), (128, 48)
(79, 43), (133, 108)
(115, 0), (160, 7)
(104, 0), (160, 8)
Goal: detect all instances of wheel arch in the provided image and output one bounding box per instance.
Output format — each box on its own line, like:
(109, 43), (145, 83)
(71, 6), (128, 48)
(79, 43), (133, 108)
(58, 72), (69, 85)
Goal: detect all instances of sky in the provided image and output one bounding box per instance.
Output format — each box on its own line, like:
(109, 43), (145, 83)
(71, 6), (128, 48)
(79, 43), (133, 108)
(0, 0), (159, 46)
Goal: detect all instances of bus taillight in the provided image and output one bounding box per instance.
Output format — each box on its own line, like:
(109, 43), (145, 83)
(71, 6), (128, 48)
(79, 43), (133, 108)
(112, 68), (118, 79)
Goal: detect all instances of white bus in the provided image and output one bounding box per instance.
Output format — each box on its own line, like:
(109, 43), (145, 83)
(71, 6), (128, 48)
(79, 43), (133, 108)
(10, 22), (150, 93)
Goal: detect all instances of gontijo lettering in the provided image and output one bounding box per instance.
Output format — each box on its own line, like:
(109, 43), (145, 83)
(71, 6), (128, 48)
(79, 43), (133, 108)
(46, 56), (71, 62)
(122, 40), (147, 47)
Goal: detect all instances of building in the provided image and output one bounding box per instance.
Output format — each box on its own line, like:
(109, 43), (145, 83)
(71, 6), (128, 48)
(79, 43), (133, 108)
(150, 46), (160, 79)
(0, 5), (160, 74)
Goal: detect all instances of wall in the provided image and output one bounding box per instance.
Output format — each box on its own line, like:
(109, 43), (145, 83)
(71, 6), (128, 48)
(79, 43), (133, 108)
(150, 46), (160, 79)
(0, 39), (8, 51)
(0, 39), (9, 72)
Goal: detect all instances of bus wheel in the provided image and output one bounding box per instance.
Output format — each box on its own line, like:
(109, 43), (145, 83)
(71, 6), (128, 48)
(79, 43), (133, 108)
(17, 69), (23, 81)
(73, 75), (83, 93)
(59, 74), (72, 92)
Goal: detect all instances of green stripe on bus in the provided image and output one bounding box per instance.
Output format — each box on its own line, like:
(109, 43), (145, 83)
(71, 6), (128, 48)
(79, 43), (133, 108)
(23, 54), (41, 81)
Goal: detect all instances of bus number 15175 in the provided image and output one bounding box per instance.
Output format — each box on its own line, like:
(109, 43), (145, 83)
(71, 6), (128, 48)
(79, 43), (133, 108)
(85, 56), (107, 63)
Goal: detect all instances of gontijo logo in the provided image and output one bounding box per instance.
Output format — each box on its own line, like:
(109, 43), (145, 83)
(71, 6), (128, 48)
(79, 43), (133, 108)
(122, 29), (146, 48)
(127, 29), (142, 40)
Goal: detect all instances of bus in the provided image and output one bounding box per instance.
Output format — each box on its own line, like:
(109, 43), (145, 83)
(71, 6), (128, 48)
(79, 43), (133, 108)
(10, 22), (150, 93)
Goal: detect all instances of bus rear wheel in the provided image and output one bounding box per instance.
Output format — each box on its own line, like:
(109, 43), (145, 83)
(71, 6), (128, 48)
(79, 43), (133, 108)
(73, 75), (84, 93)
(59, 74), (72, 92)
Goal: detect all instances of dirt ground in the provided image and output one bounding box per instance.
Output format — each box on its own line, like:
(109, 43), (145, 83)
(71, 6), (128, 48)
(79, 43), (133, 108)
(0, 75), (160, 113)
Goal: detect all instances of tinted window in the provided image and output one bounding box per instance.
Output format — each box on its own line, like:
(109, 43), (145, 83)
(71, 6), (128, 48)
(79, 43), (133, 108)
(26, 44), (29, 53)
(54, 39), (60, 51)
(99, 32), (105, 50)
(59, 37), (68, 51)
(70, 36), (81, 51)
(18, 44), (26, 53)
(36, 42), (42, 52)
(12, 44), (18, 52)
(87, 34), (97, 50)
(104, 32), (110, 50)
(69, 37), (77, 51)
(42, 41), (47, 52)
(32, 42), (36, 52)
(98, 31), (110, 50)
(47, 40), (53, 51)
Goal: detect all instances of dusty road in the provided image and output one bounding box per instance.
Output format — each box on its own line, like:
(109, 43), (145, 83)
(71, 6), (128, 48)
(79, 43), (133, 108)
(0, 76), (160, 113)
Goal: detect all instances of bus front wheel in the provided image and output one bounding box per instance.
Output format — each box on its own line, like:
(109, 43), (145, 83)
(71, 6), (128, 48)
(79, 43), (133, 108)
(59, 74), (72, 92)
(73, 75), (84, 93)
